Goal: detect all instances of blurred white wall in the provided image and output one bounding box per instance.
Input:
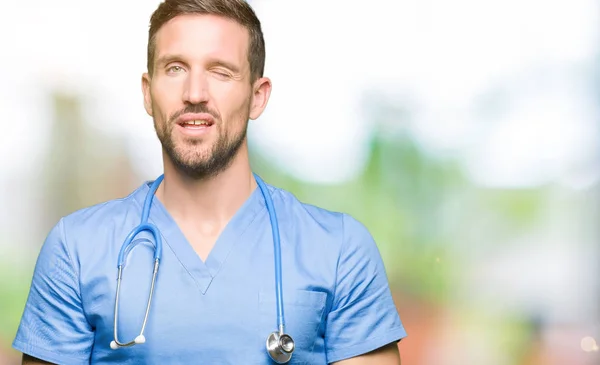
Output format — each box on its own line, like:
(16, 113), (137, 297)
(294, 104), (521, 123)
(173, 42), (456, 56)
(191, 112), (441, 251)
(1, 0), (597, 186)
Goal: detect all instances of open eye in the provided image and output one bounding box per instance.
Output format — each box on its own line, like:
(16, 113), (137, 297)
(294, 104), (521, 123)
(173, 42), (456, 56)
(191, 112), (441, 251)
(167, 65), (184, 74)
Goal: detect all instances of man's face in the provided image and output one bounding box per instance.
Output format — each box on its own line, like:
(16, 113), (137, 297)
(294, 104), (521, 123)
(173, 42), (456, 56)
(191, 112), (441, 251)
(142, 14), (271, 179)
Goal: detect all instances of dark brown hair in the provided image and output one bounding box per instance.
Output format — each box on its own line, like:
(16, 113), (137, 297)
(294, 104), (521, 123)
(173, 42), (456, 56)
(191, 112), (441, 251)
(147, 0), (265, 81)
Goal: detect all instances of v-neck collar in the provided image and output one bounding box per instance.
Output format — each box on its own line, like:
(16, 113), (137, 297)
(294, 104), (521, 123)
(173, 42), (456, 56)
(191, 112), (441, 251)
(132, 178), (266, 294)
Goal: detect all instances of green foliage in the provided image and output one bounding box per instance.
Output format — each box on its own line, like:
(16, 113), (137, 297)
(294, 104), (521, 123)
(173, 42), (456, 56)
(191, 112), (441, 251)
(0, 257), (33, 345)
(251, 132), (469, 303)
(251, 125), (549, 307)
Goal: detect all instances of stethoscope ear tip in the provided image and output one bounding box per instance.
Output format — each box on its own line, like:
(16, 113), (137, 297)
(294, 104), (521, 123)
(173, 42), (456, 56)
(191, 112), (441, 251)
(110, 341), (119, 350)
(135, 335), (146, 344)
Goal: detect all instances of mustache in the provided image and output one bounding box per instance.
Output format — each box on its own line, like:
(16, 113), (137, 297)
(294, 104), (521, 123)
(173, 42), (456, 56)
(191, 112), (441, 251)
(168, 104), (220, 124)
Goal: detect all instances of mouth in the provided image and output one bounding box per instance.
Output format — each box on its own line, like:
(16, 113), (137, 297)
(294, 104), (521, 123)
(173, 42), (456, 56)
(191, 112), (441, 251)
(179, 119), (214, 129)
(175, 113), (216, 134)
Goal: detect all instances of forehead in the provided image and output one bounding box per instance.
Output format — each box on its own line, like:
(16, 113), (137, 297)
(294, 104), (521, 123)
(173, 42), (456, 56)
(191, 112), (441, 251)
(154, 14), (250, 67)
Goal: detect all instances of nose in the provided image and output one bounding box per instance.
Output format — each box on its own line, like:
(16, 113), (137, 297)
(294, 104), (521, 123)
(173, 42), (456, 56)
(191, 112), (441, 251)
(182, 70), (209, 105)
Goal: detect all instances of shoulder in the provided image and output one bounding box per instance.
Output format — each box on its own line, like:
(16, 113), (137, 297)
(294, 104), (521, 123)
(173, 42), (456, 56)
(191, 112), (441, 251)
(40, 182), (147, 264)
(266, 184), (374, 249)
(269, 185), (343, 220)
(59, 183), (145, 233)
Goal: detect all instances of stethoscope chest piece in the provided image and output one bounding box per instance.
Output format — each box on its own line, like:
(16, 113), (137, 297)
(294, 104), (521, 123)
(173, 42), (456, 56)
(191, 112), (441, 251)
(266, 331), (295, 364)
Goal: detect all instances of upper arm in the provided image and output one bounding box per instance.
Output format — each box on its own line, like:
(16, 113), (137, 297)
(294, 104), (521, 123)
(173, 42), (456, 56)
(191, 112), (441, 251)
(12, 219), (94, 364)
(22, 354), (57, 365)
(324, 214), (407, 363)
(331, 342), (401, 365)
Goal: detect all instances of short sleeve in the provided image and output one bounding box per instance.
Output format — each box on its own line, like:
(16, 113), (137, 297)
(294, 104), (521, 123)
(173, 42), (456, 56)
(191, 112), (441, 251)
(324, 214), (407, 363)
(12, 219), (94, 365)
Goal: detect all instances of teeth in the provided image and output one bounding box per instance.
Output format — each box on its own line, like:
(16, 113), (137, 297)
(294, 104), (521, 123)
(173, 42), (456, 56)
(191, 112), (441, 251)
(184, 120), (209, 126)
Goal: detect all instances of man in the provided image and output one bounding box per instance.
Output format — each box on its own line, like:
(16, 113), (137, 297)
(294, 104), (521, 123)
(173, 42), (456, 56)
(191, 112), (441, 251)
(13, 0), (406, 364)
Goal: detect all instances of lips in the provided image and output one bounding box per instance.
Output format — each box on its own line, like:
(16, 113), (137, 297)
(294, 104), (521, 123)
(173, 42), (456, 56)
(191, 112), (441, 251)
(180, 120), (213, 127)
(176, 113), (216, 128)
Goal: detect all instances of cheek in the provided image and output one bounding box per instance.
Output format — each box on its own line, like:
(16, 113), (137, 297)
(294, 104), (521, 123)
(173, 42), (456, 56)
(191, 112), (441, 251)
(151, 80), (184, 120)
(233, 96), (253, 125)
(213, 88), (253, 125)
(150, 98), (167, 126)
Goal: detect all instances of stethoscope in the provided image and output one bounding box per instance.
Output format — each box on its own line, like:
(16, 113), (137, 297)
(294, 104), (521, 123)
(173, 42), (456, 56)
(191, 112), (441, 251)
(109, 173), (295, 364)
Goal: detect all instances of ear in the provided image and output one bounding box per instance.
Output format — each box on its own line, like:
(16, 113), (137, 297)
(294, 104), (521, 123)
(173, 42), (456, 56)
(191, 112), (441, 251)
(141, 73), (153, 117)
(249, 77), (272, 120)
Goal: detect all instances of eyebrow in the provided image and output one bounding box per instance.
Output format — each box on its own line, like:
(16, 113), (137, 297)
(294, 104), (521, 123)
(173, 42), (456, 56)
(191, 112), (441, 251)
(208, 59), (242, 74)
(156, 54), (186, 68)
(156, 54), (242, 74)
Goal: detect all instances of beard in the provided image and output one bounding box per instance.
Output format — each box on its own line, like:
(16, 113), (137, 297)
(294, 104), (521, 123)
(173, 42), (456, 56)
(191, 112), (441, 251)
(154, 103), (248, 180)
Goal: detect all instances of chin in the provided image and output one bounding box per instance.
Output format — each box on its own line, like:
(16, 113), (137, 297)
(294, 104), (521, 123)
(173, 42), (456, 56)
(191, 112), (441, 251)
(178, 150), (212, 164)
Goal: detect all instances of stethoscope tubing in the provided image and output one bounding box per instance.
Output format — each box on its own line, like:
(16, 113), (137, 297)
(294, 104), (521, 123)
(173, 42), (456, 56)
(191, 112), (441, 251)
(254, 173), (286, 333)
(117, 175), (164, 266)
(111, 173), (292, 362)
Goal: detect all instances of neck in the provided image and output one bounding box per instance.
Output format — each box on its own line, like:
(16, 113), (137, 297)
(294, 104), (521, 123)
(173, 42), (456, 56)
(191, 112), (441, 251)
(156, 144), (257, 225)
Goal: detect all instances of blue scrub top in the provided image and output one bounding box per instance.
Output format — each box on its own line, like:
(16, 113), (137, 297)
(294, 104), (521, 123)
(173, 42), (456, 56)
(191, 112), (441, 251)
(13, 177), (406, 364)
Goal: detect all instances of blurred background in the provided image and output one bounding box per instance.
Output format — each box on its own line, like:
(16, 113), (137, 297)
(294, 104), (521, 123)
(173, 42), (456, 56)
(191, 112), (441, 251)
(1, 0), (599, 364)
